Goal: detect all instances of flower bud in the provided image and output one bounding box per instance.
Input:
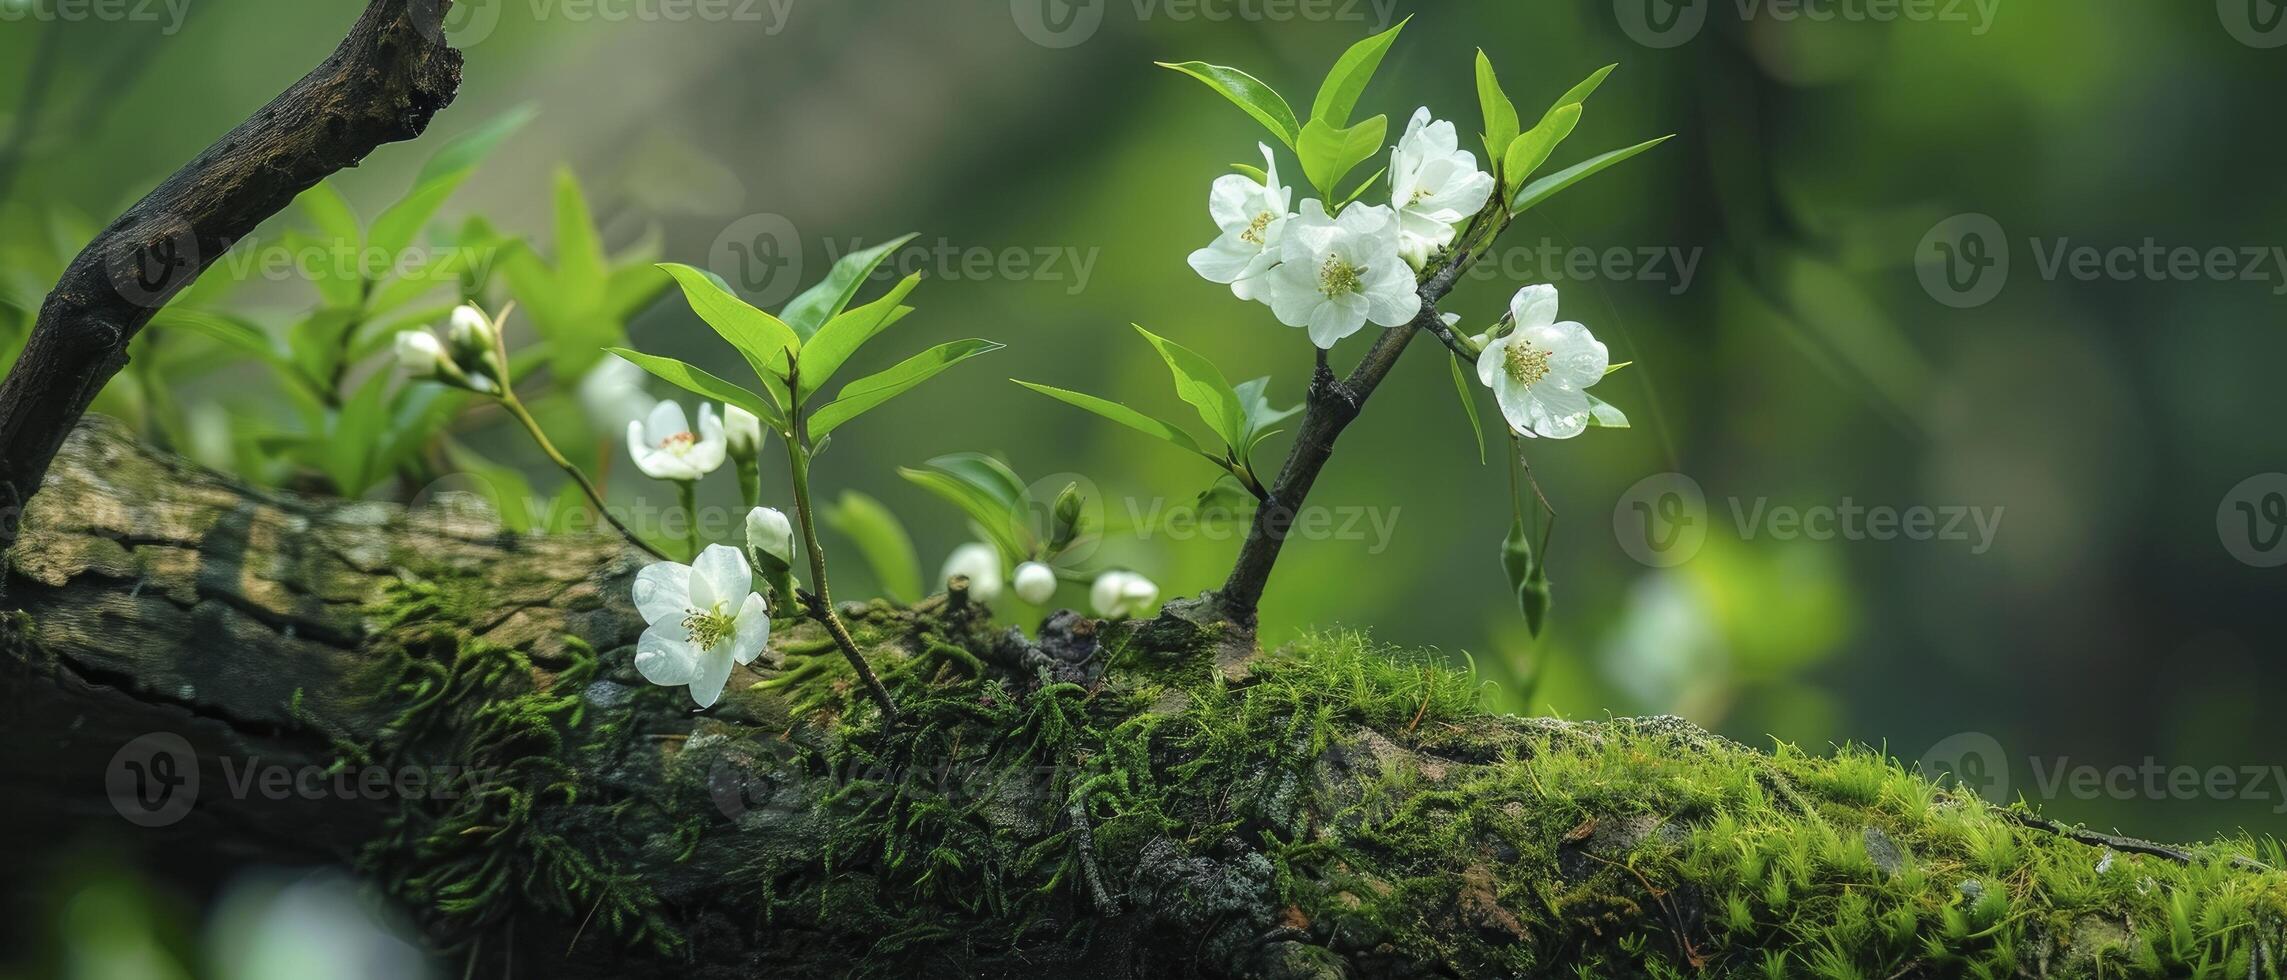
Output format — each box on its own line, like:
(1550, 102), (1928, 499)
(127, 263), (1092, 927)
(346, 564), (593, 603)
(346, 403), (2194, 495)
(394, 330), (446, 377)
(1090, 570), (1159, 619)
(1013, 561), (1057, 605)
(724, 404), (765, 460)
(446, 303), (506, 388)
(745, 506), (795, 567)
(941, 543), (1003, 603)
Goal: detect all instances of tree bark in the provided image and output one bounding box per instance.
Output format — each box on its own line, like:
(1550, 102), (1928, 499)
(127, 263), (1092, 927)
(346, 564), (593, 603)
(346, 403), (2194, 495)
(6, 419), (2283, 979)
(0, 0), (461, 549)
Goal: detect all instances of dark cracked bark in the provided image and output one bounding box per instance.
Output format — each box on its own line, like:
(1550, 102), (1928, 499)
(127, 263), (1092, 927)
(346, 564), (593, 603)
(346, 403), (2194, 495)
(6, 419), (2285, 979)
(0, 0), (461, 549)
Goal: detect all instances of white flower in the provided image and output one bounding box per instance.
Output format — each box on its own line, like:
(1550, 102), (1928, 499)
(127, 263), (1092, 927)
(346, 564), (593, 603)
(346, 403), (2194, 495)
(1012, 561), (1057, 604)
(1475, 284), (1609, 440)
(1089, 570), (1158, 618)
(1264, 200), (1421, 349)
(1186, 143), (1293, 303)
(745, 506), (795, 566)
(393, 330), (445, 377)
(1390, 108), (1495, 269)
(446, 303), (504, 387)
(631, 544), (770, 708)
(723, 404), (765, 459)
(941, 542), (1003, 602)
(580, 356), (658, 432)
(626, 400), (727, 481)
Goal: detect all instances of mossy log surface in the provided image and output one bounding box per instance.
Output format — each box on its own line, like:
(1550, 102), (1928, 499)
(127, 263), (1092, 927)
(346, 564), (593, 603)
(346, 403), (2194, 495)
(5, 419), (2285, 979)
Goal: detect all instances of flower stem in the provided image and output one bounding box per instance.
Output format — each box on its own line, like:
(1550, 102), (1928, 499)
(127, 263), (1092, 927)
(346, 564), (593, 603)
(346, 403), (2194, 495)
(676, 480), (701, 560)
(498, 394), (668, 561)
(736, 455), (763, 510)
(783, 385), (899, 722)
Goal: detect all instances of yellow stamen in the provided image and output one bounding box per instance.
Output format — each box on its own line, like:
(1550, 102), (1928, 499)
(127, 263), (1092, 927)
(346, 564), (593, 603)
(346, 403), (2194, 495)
(1504, 341), (1552, 388)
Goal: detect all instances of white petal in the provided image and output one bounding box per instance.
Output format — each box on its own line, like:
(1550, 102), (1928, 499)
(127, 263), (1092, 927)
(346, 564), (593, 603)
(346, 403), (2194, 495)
(1266, 265), (1322, 327)
(1529, 385), (1593, 440)
(729, 592), (771, 665)
(636, 625), (703, 687)
(1477, 335), (1510, 388)
(1207, 173), (1261, 230)
(633, 561), (693, 625)
(688, 649), (734, 708)
(689, 543), (751, 611)
(1539, 321), (1610, 387)
(1188, 237), (1260, 284)
(1363, 264), (1422, 327)
(1510, 284), (1560, 332)
(1306, 296), (1365, 349)
(644, 401), (689, 443)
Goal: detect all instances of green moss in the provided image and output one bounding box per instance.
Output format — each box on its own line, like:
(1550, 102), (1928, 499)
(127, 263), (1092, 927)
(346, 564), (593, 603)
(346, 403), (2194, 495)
(330, 583), (2287, 976)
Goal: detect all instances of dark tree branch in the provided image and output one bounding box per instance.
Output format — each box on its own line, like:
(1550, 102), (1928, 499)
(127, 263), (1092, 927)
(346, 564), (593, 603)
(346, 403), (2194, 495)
(0, 0), (461, 549)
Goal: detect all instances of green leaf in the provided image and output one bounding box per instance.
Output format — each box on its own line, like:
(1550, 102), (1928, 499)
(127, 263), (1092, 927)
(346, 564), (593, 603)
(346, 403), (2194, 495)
(1501, 103), (1581, 188)
(297, 182), (360, 254)
(824, 490), (923, 605)
(1604, 360), (1633, 376)
(1509, 135), (1672, 214)
(1551, 64), (1618, 115)
(658, 263), (800, 376)
(1230, 162), (1270, 183)
(796, 272), (922, 398)
(149, 308), (283, 365)
(1156, 61), (1301, 149)
(1132, 324), (1245, 453)
(1446, 354), (1487, 465)
(443, 439), (541, 534)
(283, 229), (362, 310)
(1297, 114), (1388, 199)
(1475, 51), (1520, 171)
(807, 339), (1001, 437)
(366, 179), (458, 271)
(1013, 381), (1210, 459)
(1586, 393), (1631, 428)
(923, 452), (1029, 513)
(898, 465), (1028, 565)
(779, 233), (918, 339)
(1232, 376), (1299, 465)
(602, 348), (781, 427)
(550, 167), (608, 305)
(1309, 17), (1408, 128)
(416, 105), (537, 186)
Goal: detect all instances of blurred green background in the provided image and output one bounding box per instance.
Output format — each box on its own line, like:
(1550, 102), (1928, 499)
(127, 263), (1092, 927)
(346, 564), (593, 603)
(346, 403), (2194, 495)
(4, 0), (2285, 964)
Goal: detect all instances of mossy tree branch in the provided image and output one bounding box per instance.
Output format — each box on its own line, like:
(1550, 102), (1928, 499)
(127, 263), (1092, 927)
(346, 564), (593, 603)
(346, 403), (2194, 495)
(0, 0), (461, 549)
(6, 419), (2284, 978)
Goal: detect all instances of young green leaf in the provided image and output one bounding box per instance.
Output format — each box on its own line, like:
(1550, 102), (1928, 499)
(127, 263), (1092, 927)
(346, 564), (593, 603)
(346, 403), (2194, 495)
(1133, 324), (1246, 453)
(1156, 61), (1301, 149)
(1446, 354), (1487, 465)
(898, 463), (1028, 564)
(602, 348), (781, 426)
(1475, 51), (1520, 171)
(416, 105), (537, 186)
(149, 309), (284, 365)
(779, 233), (918, 339)
(1232, 376), (1300, 464)
(1310, 17), (1409, 128)
(823, 490), (924, 604)
(796, 272), (922, 397)
(658, 262), (801, 375)
(1551, 63), (1618, 115)
(807, 339), (1002, 437)
(1297, 114), (1389, 199)
(550, 167), (609, 307)
(1509, 135), (1672, 214)
(1604, 360), (1633, 376)
(297, 182), (361, 255)
(1586, 393), (1631, 428)
(1012, 381), (1210, 458)
(1502, 103), (1581, 188)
